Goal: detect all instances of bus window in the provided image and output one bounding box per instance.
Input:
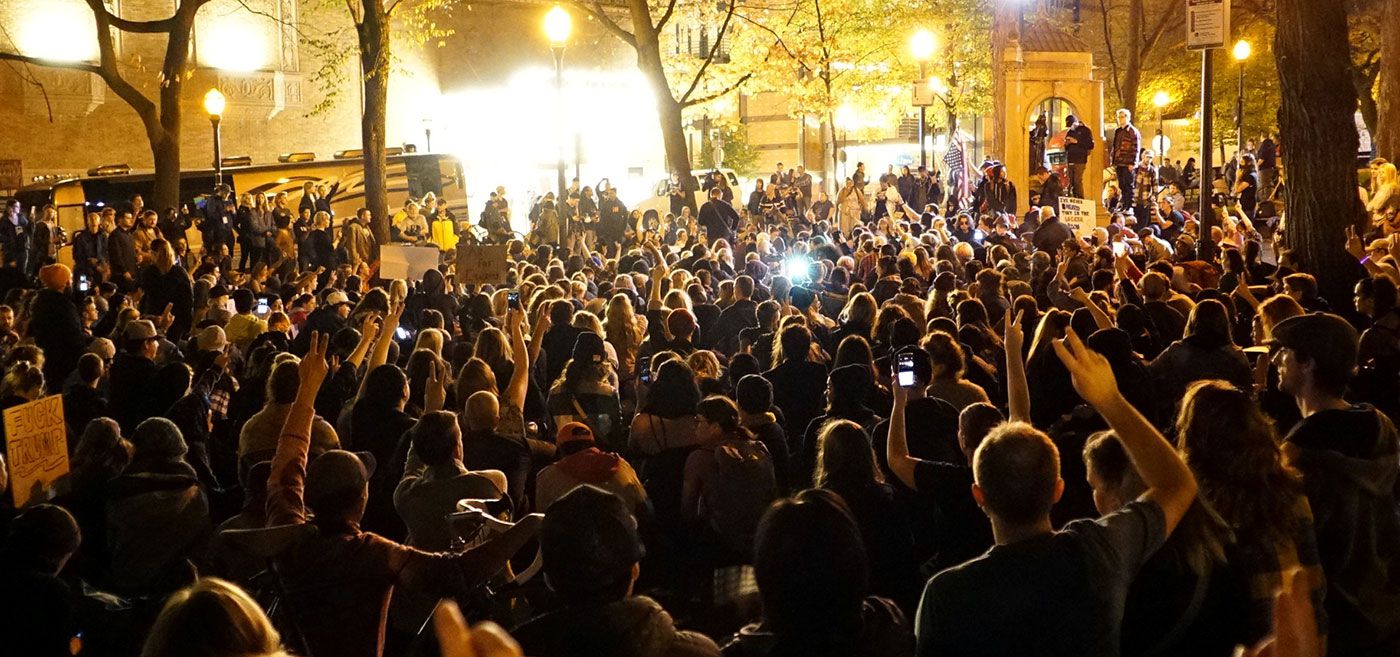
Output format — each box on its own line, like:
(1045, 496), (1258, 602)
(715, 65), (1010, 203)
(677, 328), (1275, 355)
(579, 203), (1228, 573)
(405, 156), (443, 199)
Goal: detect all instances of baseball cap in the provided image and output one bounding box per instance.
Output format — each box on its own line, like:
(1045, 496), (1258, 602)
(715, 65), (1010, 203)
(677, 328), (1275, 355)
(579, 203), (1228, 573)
(123, 319), (158, 342)
(556, 421), (595, 446)
(324, 290), (351, 307)
(1265, 313), (1359, 377)
(540, 485), (645, 600)
(210, 285), (230, 299)
(304, 450), (378, 515)
(572, 332), (606, 363)
(196, 325), (227, 352)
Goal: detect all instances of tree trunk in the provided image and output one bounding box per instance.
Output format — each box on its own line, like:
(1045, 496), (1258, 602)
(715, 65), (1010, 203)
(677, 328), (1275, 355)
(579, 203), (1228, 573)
(1354, 65), (1379, 140)
(150, 132), (182, 210)
(359, 7), (392, 247)
(1376, 0), (1400, 160)
(634, 22), (693, 210)
(1121, 0), (1144, 117)
(1275, 0), (1365, 307)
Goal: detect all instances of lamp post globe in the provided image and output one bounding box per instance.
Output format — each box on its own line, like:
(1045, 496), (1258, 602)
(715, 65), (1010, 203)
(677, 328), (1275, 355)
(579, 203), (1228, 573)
(203, 88), (226, 187)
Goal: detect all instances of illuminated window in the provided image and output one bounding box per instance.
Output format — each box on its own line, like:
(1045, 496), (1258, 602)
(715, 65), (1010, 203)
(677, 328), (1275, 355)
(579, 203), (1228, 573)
(8, 0), (101, 63)
(195, 0), (297, 73)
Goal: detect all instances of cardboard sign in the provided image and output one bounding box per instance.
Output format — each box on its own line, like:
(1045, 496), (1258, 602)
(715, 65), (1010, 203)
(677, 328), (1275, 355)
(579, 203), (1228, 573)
(455, 244), (510, 286)
(0, 159), (21, 191)
(380, 244), (440, 281)
(4, 395), (69, 507)
(1058, 196), (1094, 236)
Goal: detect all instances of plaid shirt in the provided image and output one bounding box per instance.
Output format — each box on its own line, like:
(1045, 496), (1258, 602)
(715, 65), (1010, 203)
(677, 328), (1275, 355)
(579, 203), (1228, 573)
(1134, 164), (1158, 207)
(1228, 494), (1328, 643)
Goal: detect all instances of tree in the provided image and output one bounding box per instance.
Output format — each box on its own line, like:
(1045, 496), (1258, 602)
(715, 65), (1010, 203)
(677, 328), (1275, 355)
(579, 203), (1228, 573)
(1373, 0), (1399, 160)
(0, 0), (213, 209)
(737, 0), (991, 193)
(1274, 0), (1365, 306)
(568, 0), (753, 205)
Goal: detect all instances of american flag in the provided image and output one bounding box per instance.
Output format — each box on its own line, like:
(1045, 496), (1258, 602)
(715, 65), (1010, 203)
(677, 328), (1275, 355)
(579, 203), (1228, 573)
(944, 134), (973, 210)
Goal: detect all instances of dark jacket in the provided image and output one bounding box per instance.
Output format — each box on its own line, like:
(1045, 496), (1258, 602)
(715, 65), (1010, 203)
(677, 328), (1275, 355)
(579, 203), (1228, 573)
(140, 264), (195, 339)
(108, 353), (163, 435)
(722, 597), (913, 657)
(698, 199), (741, 242)
(106, 228), (138, 281)
(28, 288), (88, 392)
(70, 229), (107, 279)
(1111, 124), (1142, 167)
(104, 462), (211, 595)
(762, 360), (829, 448)
(1032, 218), (1076, 255)
(515, 596), (723, 657)
(1286, 406), (1400, 657)
(1065, 124), (1095, 164)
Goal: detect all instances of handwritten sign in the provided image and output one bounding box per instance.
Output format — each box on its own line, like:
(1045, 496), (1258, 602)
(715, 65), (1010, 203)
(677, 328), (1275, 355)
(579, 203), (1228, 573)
(4, 395), (68, 507)
(1058, 196), (1094, 236)
(380, 244), (440, 281)
(0, 159), (21, 191)
(455, 244), (510, 286)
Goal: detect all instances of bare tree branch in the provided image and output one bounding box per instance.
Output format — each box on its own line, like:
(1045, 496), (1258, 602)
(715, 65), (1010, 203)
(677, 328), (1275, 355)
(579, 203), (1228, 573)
(679, 0), (738, 103)
(682, 72), (751, 107)
(1098, 0), (1124, 107)
(655, 0), (679, 31)
(0, 52), (102, 75)
(571, 1), (636, 46)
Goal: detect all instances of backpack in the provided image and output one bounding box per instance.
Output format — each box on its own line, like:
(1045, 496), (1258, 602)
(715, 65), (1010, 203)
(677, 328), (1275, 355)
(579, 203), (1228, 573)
(708, 439), (777, 556)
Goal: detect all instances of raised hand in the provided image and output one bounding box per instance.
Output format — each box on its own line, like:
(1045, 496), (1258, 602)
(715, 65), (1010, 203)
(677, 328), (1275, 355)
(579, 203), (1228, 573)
(1344, 225), (1365, 261)
(1003, 309), (1025, 357)
(299, 331), (332, 393)
(425, 359), (447, 413)
(1051, 327), (1120, 409)
(433, 601), (524, 657)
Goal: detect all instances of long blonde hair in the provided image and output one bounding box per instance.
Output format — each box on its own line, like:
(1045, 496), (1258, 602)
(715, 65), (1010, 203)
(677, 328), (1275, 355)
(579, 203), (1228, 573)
(140, 577), (286, 657)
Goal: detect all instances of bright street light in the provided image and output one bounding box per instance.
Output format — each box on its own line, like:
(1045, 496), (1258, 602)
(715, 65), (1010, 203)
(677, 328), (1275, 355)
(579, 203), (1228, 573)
(929, 76), (949, 96)
(544, 6), (572, 45)
(910, 29), (936, 62)
(203, 88), (227, 117)
(1232, 39), (1252, 62)
(203, 88), (226, 188)
(1152, 91), (1170, 108)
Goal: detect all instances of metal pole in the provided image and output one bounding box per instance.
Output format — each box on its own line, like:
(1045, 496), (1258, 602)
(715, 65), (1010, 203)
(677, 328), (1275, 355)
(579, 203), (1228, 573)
(574, 131), (581, 183)
(1198, 48), (1214, 261)
(918, 62), (927, 169)
(553, 46), (566, 238)
(425, 128), (432, 152)
(1235, 61), (1245, 156)
(212, 116), (223, 188)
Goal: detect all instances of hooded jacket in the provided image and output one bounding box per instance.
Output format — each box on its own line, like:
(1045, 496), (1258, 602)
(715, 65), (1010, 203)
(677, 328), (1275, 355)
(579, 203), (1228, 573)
(104, 459), (211, 595)
(1286, 405), (1400, 657)
(514, 595), (721, 657)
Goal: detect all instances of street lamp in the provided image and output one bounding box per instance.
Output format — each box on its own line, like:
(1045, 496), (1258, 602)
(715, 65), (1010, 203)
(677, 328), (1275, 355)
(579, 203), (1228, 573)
(1152, 90), (1169, 157)
(203, 88), (226, 188)
(544, 5), (571, 237)
(1232, 39), (1251, 158)
(910, 29), (936, 169)
(422, 116), (433, 152)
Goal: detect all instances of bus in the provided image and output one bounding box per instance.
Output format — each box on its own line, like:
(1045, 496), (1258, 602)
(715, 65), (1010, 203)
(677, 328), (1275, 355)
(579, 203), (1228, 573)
(13, 150), (467, 255)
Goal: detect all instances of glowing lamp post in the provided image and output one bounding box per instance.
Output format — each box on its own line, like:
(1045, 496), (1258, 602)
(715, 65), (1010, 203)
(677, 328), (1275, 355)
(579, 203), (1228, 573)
(203, 88), (227, 188)
(545, 5), (572, 237)
(1152, 90), (1169, 157)
(1232, 39), (1251, 157)
(910, 29), (936, 169)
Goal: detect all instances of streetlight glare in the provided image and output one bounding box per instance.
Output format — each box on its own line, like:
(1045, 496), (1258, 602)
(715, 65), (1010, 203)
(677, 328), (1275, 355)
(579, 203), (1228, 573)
(203, 88), (226, 117)
(1153, 91), (1170, 108)
(544, 6), (572, 45)
(910, 29), (936, 61)
(1233, 39), (1252, 61)
(929, 76), (948, 96)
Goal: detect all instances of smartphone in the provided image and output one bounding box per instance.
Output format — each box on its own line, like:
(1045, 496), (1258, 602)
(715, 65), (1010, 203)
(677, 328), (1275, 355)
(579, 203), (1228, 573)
(638, 355), (652, 384)
(507, 290), (521, 310)
(896, 352), (917, 388)
(395, 326), (411, 340)
(78, 275), (89, 292)
(255, 298), (270, 318)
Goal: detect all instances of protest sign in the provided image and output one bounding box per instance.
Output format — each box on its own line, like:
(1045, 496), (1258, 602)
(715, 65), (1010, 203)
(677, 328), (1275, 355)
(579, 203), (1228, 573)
(1058, 196), (1095, 236)
(455, 244), (510, 286)
(4, 395), (68, 507)
(380, 244), (440, 281)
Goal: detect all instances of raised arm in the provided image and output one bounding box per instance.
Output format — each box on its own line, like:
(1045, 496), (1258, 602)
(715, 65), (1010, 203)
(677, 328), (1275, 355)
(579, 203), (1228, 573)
(267, 332), (333, 526)
(343, 313), (380, 372)
(1069, 287), (1114, 331)
(527, 305), (550, 367)
(887, 383), (919, 490)
(1003, 311), (1030, 423)
(1053, 328), (1197, 533)
(505, 308), (529, 412)
(357, 299), (404, 399)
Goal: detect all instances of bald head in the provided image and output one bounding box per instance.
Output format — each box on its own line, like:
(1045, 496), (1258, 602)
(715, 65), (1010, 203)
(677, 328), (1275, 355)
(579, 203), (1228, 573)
(465, 390), (501, 431)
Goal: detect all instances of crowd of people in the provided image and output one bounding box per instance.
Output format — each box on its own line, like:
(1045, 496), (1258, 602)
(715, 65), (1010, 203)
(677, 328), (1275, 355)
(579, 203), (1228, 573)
(0, 132), (1398, 657)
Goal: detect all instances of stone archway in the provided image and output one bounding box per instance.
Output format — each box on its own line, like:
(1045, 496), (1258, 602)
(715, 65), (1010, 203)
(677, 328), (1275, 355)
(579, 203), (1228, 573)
(993, 20), (1107, 231)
